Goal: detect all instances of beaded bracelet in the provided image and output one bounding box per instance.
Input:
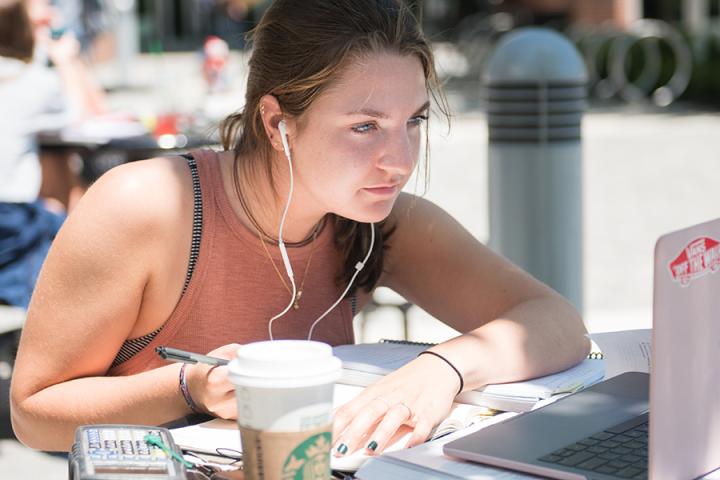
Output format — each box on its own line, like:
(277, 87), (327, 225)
(179, 364), (203, 415)
(417, 350), (464, 396)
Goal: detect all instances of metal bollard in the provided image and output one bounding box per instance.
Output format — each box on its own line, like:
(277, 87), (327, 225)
(113, 0), (140, 88)
(482, 27), (587, 310)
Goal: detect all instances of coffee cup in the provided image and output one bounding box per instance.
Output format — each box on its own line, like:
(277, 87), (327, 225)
(228, 340), (342, 480)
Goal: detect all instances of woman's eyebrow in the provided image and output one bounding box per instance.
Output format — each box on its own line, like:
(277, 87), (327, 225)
(412, 101), (431, 116)
(346, 100), (431, 118)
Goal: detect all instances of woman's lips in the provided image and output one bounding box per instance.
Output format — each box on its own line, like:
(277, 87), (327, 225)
(363, 185), (399, 196)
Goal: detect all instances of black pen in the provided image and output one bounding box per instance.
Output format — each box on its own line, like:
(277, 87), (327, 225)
(155, 346), (229, 366)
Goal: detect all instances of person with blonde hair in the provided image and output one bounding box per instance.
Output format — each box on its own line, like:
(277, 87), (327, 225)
(11, 0), (589, 457)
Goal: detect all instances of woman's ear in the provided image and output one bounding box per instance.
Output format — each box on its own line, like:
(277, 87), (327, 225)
(259, 95), (288, 152)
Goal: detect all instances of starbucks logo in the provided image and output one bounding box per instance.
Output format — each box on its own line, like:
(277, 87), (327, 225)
(282, 432), (331, 480)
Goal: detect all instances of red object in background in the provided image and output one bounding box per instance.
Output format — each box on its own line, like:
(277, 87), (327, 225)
(203, 36), (230, 93)
(154, 113), (179, 137)
(668, 237), (720, 286)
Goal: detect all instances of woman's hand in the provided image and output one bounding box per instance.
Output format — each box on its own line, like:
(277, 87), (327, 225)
(185, 343), (241, 419)
(45, 31), (82, 67)
(332, 353), (460, 456)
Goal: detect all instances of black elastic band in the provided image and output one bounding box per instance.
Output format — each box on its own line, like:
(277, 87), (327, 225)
(418, 350), (464, 396)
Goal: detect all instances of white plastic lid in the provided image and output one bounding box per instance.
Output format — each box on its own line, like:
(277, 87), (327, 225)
(228, 340), (342, 388)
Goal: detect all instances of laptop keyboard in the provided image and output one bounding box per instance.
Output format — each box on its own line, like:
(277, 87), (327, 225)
(538, 413), (648, 479)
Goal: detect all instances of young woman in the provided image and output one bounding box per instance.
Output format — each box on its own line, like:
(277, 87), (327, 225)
(11, 0), (589, 456)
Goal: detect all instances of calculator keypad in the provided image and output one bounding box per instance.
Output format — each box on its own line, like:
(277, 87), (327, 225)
(84, 427), (171, 471)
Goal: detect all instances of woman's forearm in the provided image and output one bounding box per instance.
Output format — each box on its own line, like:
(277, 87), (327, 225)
(429, 295), (590, 392)
(11, 363), (190, 452)
(54, 57), (106, 117)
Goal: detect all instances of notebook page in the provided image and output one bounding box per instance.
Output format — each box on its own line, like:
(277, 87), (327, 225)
(332, 343), (427, 375)
(480, 358), (605, 399)
(589, 329), (651, 378)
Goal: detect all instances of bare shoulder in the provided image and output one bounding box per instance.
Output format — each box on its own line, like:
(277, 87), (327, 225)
(73, 156), (192, 233)
(381, 193), (470, 285)
(17, 156), (196, 376)
(385, 193), (463, 244)
(45, 154), (196, 297)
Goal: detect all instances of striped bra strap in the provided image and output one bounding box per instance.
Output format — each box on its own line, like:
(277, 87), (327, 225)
(110, 154), (203, 368)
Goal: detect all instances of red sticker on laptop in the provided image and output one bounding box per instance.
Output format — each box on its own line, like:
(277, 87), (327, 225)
(668, 236), (720, 286)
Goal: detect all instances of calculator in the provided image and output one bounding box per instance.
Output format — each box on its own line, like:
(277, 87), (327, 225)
(69, 425), (187, 480)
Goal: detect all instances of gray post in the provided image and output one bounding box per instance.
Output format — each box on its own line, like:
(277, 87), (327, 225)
(483, 27), (587, 310)
(113, 0), (139, 87)
(683, 0), (709, 33)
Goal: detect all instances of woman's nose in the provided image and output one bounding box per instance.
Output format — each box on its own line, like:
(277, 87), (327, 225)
(377, 131), (417, 175)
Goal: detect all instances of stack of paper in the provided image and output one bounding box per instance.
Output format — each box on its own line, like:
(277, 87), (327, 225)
(332, 343), (605, 412)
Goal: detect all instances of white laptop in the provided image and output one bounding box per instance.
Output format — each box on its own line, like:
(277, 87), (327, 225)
(444, 217), (720, 479)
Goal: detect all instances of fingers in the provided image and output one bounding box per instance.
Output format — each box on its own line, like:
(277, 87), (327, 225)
(205, 366), (234, 392)
(211, 393), (238, 420)
(207, 343), (242, 359)
(333, 395), (448, 457)
(184, 344), (241, 418)
(188, 363), (236, 417)
(332, 387), (377, 440)
(363, 402), (413, 455)
(333, 396), (389, 456)
(332, 357), (457, 457)
(406, 416), (435, 448)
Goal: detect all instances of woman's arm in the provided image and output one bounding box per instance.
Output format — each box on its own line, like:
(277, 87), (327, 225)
(333, 194), (589, 455)
(44, 31), (106, 117)
(10, 158), (217, 451)
(385, 194), (590, 390)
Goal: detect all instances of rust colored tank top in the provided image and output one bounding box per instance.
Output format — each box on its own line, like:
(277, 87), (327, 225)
(109, 149), (354, 376)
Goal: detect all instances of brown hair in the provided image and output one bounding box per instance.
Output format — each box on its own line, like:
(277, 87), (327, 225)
(219, 0), (449, 295)
(0, 0), (34, 62)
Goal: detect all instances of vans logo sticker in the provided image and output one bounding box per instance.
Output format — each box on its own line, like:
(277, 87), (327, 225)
(669, 237), (720, 286)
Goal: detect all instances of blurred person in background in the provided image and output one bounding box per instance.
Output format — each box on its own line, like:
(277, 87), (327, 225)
(0, 0), (103, 309)
(199, 0), (268, 49)
(26, 0), (107, 210)
(52, 0), (114, 61)
(26, 0), (106, 112)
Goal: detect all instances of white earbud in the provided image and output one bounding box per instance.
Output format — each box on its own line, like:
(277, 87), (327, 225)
(278, 120), (292, 161)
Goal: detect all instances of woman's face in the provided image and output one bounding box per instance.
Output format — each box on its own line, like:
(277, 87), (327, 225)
(288, 51), (429, 223)
(26, 0), (55, 30)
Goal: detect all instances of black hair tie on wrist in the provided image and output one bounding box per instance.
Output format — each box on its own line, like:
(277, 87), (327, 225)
(417, 350), (464, 396)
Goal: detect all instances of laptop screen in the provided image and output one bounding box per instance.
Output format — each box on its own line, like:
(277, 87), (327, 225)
(650, 218), (720, 479)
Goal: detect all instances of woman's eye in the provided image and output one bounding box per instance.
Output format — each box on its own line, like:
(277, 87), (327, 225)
(408, 115), (428, 127)
(352, 122), (376, 134)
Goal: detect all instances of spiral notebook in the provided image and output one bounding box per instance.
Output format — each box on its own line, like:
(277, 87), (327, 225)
(332, 340), (605, 412)
(380, 338), (605, 358)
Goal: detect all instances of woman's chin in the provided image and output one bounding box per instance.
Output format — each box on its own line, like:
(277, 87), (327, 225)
(339, 204), (395, 224)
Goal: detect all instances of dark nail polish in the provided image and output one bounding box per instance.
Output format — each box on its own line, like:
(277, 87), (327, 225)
(336, 443), (348, 455)
(367, 440), (378, 452)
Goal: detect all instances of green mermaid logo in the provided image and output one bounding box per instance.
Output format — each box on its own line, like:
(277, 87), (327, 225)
(282, 432), (332, 479)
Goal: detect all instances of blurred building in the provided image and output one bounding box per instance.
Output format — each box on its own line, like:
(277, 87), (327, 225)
(506, 0), (718, 30)
(136, 0), (267, 52)
(424, 0), (720, 31)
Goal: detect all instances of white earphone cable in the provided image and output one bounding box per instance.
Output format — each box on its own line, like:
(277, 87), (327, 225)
(307, 222), (374, 340)
(268, 120), (297, 341)
(268, 120), (375, 341)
